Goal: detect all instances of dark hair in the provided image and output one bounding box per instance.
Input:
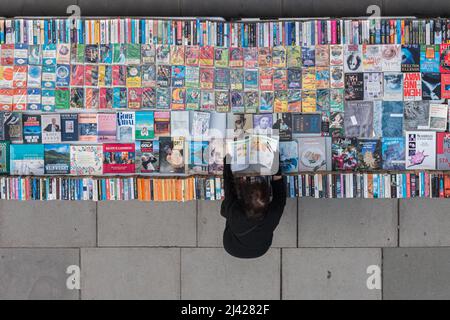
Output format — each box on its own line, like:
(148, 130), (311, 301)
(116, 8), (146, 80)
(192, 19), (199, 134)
(236, 178), (270, 220)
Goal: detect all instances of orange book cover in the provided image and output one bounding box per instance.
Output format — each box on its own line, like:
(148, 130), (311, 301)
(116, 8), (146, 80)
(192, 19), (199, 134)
(367, 174), (373, 198)
(444, 175), (450, 198)
(406, 174), (411, 198)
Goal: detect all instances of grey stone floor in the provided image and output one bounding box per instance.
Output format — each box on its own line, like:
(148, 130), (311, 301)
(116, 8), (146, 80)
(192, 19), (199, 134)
(1, 198), (450, 300)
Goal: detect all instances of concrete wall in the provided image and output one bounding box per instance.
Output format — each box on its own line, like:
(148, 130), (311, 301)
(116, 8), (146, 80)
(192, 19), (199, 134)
(1, 198), (450, 299)
(2, 0), (450, 18)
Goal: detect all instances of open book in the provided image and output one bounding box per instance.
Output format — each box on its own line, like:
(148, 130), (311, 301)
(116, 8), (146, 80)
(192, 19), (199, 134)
(226, 134), (279, 175)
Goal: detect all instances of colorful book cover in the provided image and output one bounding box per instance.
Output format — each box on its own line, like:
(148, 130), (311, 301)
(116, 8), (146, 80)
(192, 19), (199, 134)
(258, 68), (273, 91)
(287, 68), (301, 89)
(301, 90), (316, 113)
(70, 64), (84, 86)
(329, 112), (345, 137)
(0, 141), (10, 173)
(403, 72), (422, 101)
(272, 113), (292, 141)
(382, 137), (405, 170)
(155, 44), (170, 64)
(112, 44), (126, 64)
(40, 114), (61, 143)
(330, 65), (344, 88)
(85, 44), (99, 63)
(185, 46), (199, 66)
(344, 101), (374, 138)
(22, 114), (41, 144)
(156, 65), (171, 87)
(41, 65), (56, 89)
(186, 88), (201, 110)
(214, 47), (229, 67)
(78, 113), (97, 143)
(229, 47), (243, 68)
(207, 138), (224, 174)
(215, 90), (230, 113)
(302, 46), (315, 67)
(404, 101), (430, 131)
(28, 45), (42, 65)
(302, 67), (316, 90)
(27, 65), (41, 88)
(422, 72), (441, 100)
(13, 65), (27, 88)
(70, 145), (103, 175)
(199, 68), (214, 90)
(273, 69), (287, 90)
(298, 137), (328, 171)
(357, 139), (381, 171)
(383, 72), (403, 101)
(41, 89), (56, 112)
(44, 144), (70, 174)
(401, 45), (420, 72)
(14, 43), (28, 65)
(405, 131), (436, 170)
(441, 73), (450, 99)
(243, 47), (258, 68)
(316, 67), (330, 89)
(244, 69), (258, 90)
(135, 111), (155, 140)
(188, 140), (209, 174)
(128, 88), (142, 109)
(97, 113), (117, 142)
(154, 111), (170, 137)
(362, 44), (382, 72)
(437, 132), (450, 170)
(329, 45), (344, 66)
(141, 65), (156, 87)
(42, 44), (56, 66)
(292, 113), (322, 136)
(112, 65), (126, 86)
(136, 140), (159, 173)
(344, 44), (363, 72)
(126, 65), (141, 87)
(259, 91), (274, 113)
(272, 46), (287, 68)
(331, 137), (358, 171)
(3, 112), (23, 143)
(171, 87), (186, 110)
(330, 88), (345, 112)
(103, 143), (136, 174)
(55, 88), (70, 110)
(56, 44), (70, 64)
(69, 88), (83, 109)
(99, 88), (113, 109)
(381, 44), (402, 72)
(171, 65), (185, 88)
(185, 66), (199, 88)
(257, 47), (271, 67)
(344, 73), (364, 100)
(112, 87), (128, 109)
(200, 91), (215, 111)
(420, 45), (440, 73)
(61, 113), (79, 142)
(315, 45), (330, 67)
(230, 91), (244, 113)
(280, 140), (299, 173)
(99, 44), (112, 64)
(316, 89), (330, 112)
(381, 101), (404, 137)
(159, 137), (185, 173)
(440, 44), (450, 73)
(288, 90), (302, 112)
(0, 44), (14, 65)
(116, 111), (135, 142)
(27, 88), (41, 111)
(55, 64), (70, 87)
(10, 144), (44, 175)
(253, 114), (273, 135)
(215, 68), (230, 90)
(199, 46), (214, 67)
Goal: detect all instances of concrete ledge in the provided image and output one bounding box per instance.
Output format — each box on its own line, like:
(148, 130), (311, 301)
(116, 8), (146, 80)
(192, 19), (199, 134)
(0, 201), (97, 248)
(298, 199), (398, 247)
(181, 248), (280, 300)
(0, 248), (79, 300)
(97, 201), (196, 247)
(282, 248), (381, 300)
(81, 248), (180, 300)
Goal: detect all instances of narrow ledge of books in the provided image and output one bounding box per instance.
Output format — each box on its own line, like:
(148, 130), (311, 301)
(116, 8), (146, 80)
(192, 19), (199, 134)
(0, 17), (449, 201)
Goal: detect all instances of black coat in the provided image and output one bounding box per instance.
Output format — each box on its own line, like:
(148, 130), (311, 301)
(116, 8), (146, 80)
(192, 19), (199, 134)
(221, 163), (286, 259)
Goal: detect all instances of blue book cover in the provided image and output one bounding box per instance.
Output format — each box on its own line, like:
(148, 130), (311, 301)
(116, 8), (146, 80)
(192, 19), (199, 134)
(381, 137), (405, 170)
(22, 114), (42, 144)
(420, 45), (440, 73)
(381, 101), (404, 137)
(135, 111), (155, 140)
(10, 144), (44, 175)
(44, 144), (70, 174)
(61, 113), (79, 142)
(56, 64), (70, 87)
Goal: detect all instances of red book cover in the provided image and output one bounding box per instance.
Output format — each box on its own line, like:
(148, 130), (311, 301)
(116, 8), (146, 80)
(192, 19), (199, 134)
(440, 44), (450, 73)
(103, 143), (136, 174)
(441, 73), (450, 99)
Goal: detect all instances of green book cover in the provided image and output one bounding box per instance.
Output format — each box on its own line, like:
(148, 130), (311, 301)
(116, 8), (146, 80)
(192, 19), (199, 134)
(76, 44), (85, 64)
(0, 141), (10, 174)
(126, 44), (141, 64)
(55, 88), (70, 110)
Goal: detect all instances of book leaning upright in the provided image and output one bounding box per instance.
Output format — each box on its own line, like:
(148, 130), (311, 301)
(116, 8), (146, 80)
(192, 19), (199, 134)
(226, 134), (279, 176)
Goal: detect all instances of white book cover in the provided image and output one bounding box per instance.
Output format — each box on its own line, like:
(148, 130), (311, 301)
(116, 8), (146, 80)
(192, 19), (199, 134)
(405, 131), (436, 169)
(170, 110), (190, 137)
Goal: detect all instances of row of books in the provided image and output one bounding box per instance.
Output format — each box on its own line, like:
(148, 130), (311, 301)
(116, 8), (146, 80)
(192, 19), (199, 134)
(0, 129), (449, 177)
(3, 18), (450, 46)
(1, 172), (450, 201)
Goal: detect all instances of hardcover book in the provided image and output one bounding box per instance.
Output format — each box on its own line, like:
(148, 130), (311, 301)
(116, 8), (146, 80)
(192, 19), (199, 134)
(405, 131), (436, 170)
(437, 132), (450, 170)
(135, 111), (155, 140)
(344, 101), (374, 138)
(0, 141), (9, 173)
(159, 136), (185, 174)
(97, 113), (117, 142)
(103, 143), (136, 174)
(280, 140), (299, 173)
(70, 145), (103, 175)
(77, 113), (97, 143)
(298, 137), (330, 172)
(10, 144), (44, 175)
(61, 113), (79, 142)
(117, 111), (135, 142)
(357, 139), (382, 171)
(136, 140), (159, 173)
(331, 137), (358, 171)
(44, 144), (70, 174)
(22, 114), (42, 144)
(381, 137), (406, 170)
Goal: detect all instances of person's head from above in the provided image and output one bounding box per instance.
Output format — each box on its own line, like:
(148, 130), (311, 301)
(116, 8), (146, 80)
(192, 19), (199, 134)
(237, 179), (270, 221)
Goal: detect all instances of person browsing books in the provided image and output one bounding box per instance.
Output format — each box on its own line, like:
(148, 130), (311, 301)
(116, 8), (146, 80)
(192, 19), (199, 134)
(220, 156), (286, 259)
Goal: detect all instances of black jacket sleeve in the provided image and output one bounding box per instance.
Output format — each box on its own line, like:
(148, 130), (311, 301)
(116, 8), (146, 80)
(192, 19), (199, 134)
(221, 160), (237, 218)
(264, 178), (287, 230)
